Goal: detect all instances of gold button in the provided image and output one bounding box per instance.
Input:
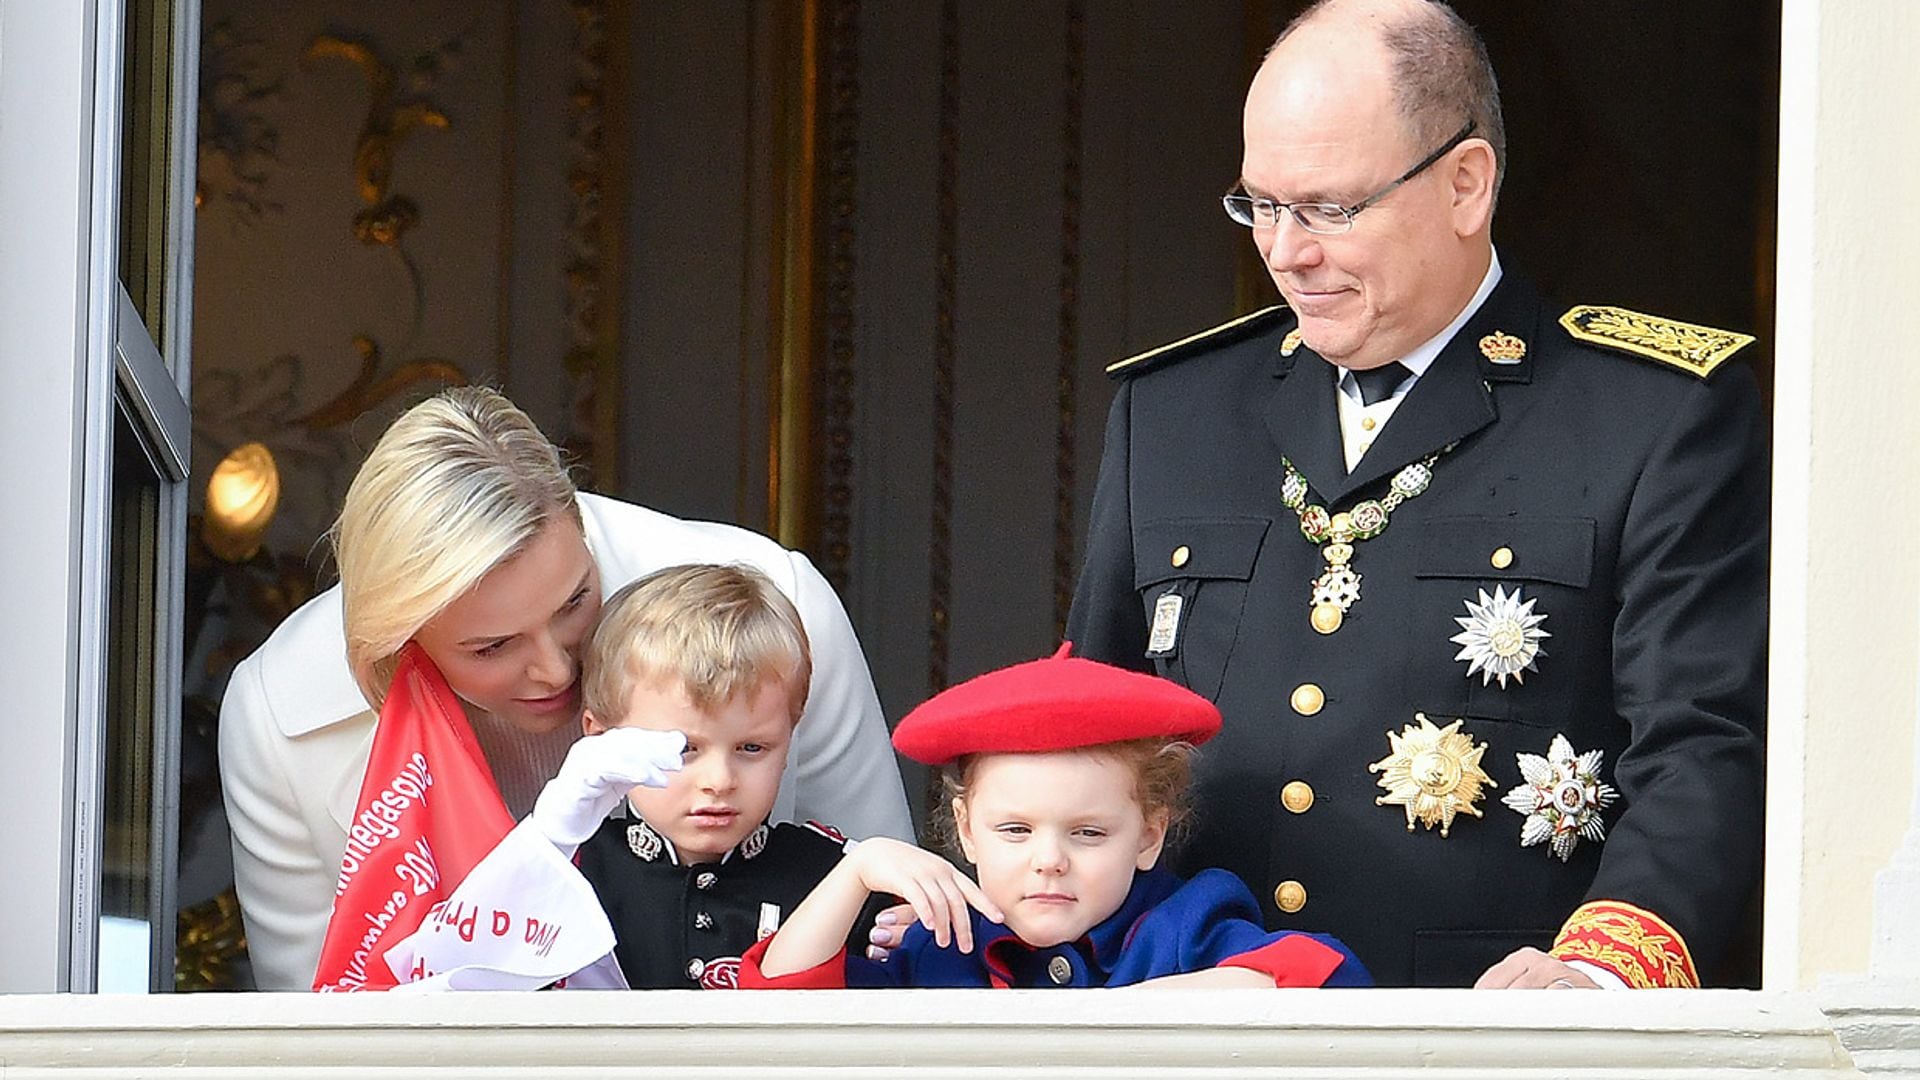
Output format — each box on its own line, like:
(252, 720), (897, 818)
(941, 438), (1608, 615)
(1281, 781), (1315, 814)
(1491, 546), (1514, 570)
(1361, 417), (1377, 431)
(1171, 545), (1191, 568)
(1274, 880), (1308, 914)
(1290, 683), (1325, 716)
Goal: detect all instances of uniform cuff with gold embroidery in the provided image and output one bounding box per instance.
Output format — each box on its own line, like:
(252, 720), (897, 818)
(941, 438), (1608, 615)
(1549, 900), (1699, 988)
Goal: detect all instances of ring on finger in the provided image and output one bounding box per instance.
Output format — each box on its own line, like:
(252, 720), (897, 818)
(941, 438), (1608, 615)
(1548, 977), (1576, 989)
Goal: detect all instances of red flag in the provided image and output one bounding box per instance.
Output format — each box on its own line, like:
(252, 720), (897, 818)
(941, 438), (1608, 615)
(311, 643), (515, 991)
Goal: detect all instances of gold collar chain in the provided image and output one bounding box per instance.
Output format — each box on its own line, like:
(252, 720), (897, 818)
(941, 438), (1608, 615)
(1279, 448), (1449, 634)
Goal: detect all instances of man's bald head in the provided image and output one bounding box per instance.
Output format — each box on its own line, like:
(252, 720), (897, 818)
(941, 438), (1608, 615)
(1236, 0), (1502, 371)
(1266, 0), (1505, 204)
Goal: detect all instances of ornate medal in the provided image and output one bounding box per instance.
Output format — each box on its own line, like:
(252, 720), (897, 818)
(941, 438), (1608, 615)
(1368, 713), (1493, 837)
(1450, 585), (1550, 687)
(1282, 453), (1444, 634)
(1501, 734), (1617, 862)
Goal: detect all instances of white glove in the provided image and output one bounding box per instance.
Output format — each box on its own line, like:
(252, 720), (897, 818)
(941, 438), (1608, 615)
(529, 727), (687, 852)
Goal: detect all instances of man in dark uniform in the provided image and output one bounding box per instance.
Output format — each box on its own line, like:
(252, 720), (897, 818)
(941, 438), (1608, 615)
(1067, 0), (1767, 989)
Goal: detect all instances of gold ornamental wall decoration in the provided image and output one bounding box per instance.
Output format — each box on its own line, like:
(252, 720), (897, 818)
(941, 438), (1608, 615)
(1369, 713), (1493, 837)
(294, 31), (472, 431)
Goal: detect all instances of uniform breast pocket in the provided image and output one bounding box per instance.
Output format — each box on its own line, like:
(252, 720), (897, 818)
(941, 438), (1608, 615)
(1411, 515), (1599, 723)
(1133, 517), (1270, 701)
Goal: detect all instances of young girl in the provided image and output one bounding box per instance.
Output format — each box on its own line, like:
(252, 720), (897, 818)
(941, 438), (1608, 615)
(741, 645), (1371, 989)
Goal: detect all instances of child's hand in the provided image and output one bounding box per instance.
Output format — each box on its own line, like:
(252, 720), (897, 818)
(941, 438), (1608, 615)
(529, 727), (688, 850)
(844, 838), (1004, 954)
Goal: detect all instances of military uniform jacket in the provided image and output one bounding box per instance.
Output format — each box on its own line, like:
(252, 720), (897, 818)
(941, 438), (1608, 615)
(740, 867), (1371, 988)
(578, 816), (855, 989)
(1067, 273), (1768, 987)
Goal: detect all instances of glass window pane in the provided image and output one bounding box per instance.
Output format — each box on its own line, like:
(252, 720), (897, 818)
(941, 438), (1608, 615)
(118, 0), (176, 348)
(99, 406), (162, 992)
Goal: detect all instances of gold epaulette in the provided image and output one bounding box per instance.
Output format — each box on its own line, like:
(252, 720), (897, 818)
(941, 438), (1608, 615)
(1105, 305), (1291, 380)
(1550, 899), (1700, 988)
(1559, 305), (1755, 378)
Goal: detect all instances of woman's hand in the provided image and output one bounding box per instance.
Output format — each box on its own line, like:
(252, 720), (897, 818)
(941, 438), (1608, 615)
(842, 839), (1004, 954)
(863, 903), (916, 961)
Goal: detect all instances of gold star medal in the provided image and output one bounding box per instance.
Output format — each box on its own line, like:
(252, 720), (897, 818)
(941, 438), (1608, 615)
(1369, 713), (1493, 837)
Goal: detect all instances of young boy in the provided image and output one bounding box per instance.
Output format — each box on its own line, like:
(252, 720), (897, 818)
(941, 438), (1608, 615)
(566, 563), (866, 988)
(741, 644), (1371, 989)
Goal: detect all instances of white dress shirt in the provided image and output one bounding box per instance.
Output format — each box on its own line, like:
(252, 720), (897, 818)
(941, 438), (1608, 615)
(1334, 248), (1504, 471)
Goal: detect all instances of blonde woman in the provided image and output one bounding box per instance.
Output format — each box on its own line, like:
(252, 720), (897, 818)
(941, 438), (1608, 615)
(218, 386), (912, 989)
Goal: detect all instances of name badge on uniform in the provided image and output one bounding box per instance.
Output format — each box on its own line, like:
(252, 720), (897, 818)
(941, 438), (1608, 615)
(757, 902), (782, 941)
(1147, 591), (1183, 656)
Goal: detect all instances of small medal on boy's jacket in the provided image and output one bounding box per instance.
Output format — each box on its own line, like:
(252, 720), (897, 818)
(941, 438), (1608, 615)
(1502, 733), (1618, 862)
(1369, 713), (1493, 838)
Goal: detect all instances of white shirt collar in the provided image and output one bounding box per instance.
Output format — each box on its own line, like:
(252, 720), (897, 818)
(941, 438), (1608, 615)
(1332, 248), (1502, 471)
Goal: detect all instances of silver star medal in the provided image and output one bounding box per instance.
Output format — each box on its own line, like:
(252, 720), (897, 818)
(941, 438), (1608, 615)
(1450, 584), (1550, 687)
(1501, 733), (1618, 861)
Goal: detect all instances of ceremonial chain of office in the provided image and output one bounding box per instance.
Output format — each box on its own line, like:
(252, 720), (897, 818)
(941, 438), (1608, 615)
(1279, 447), (1453, 635)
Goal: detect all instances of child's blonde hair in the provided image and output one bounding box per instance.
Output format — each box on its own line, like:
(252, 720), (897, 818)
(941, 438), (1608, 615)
(582, 564), (811, 727)
(332, 386), (579, 709)
(936, 737), (1197, 857)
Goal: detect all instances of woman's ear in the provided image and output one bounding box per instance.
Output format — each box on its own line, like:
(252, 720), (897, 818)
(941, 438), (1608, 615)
(1136, 807), (1171, 872)
(952, 797), (978, 864)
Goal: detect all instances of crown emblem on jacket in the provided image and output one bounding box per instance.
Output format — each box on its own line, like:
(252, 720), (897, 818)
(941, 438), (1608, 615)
(1478, 331), (1527, 363)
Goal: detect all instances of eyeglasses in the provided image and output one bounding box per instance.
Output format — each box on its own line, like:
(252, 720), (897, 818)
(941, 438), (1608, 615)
(1223, 119), (1477, 235)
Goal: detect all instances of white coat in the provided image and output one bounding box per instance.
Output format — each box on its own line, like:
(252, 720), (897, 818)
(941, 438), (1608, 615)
(217, 493), (913, 989)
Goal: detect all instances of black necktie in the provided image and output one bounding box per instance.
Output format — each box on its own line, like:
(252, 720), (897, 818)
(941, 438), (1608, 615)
(1350, 362), (1411, 406)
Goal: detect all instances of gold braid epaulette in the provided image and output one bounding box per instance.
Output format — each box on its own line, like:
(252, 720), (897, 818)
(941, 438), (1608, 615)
(1559, 305), (1754, 378)
(1105, 306), (1290, 379)
(1550, 899), (1700, 988)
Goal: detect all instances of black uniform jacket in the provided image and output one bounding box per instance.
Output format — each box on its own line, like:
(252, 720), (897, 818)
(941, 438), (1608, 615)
(579, 814), (855, 989)
(1067, 273), (1768, 987)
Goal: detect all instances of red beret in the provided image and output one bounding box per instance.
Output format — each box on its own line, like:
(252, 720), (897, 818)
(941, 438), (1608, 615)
(891, 643), (1222, 766)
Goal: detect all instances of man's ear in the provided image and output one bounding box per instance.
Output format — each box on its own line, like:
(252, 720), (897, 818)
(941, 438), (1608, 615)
(1136, 807), (1171, 872)
(582, 709), (608, 736)
(1449, 138), (1498, 236)
(952, 797), (978, 864)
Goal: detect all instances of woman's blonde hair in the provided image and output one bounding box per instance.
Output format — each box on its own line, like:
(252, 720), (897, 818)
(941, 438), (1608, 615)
(582, 564), (812, 728)
(333, 386), (579, 708)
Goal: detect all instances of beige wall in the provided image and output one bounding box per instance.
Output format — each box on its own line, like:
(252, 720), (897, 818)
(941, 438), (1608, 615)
(1770, 0), (1920, 988)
